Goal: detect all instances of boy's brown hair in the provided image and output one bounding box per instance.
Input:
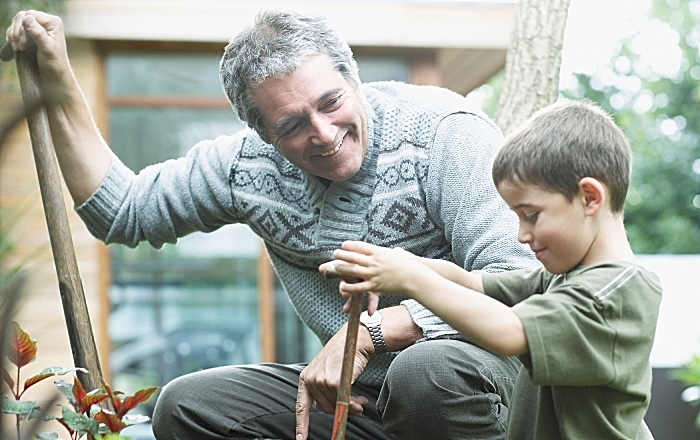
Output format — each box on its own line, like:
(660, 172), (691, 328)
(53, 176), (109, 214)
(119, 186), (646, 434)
(492, 100), (631, 213)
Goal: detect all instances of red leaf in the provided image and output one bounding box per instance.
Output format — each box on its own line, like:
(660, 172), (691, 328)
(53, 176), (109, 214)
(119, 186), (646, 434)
(115, 387), (157, 418)
(102, 381), (124, 415)
(7, 322), (37, 368)
(23, 372), (55, 391)
(1, 367), (13, 390)
(94, 410), (127, 433)
(72, 377), (88, 410)
(81, 390), (109, 413)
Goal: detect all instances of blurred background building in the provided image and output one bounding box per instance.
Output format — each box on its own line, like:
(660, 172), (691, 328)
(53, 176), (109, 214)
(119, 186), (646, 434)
(1, 0), (698, 438)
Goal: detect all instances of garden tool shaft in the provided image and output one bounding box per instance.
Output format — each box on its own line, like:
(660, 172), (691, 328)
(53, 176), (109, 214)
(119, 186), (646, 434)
(1, 40), (105, 393)
(332, 291), (362, 440)
(323, 265), (363, 440)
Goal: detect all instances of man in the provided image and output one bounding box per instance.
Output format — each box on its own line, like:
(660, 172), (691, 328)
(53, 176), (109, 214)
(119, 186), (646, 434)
(6, 9), (537, 440)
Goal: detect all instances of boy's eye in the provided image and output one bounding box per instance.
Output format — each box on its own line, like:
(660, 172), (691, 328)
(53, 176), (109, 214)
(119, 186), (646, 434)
(523, 212), (539, 223)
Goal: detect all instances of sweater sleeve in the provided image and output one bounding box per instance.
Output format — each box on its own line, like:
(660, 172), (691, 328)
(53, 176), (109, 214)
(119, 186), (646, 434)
(403, 112), (540, 341)
(75, 133), (243, 248)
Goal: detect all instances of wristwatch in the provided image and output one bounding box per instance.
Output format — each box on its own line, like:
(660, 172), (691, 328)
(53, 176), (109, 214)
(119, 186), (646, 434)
(359, 310), (387, 354)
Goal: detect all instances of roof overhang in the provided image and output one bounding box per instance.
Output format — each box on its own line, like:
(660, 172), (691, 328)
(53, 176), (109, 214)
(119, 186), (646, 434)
(63, 0), (515, 93)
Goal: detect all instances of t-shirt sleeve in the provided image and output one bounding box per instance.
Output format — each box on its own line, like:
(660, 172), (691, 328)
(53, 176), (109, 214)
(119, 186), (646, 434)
(481, 268), (550, 306)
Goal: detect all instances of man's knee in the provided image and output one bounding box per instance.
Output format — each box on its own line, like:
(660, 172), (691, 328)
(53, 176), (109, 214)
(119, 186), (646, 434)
(378, 340), (519, 440)
(152, 374), (191, 440)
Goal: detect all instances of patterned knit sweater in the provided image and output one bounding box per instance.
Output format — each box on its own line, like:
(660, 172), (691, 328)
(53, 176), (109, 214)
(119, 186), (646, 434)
(76, 81), (538, 385)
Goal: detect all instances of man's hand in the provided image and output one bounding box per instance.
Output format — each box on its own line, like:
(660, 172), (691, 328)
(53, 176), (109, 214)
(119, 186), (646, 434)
(6, 11), (71, 82)
(295, 323), (372, 440)
(5, 10), (112, 205)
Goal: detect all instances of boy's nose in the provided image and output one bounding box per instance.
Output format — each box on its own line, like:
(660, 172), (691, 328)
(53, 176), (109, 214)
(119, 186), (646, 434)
(517, 226), (532, 244)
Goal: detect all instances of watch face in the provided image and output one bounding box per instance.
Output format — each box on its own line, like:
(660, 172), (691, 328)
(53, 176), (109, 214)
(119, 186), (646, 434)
(361, 310), (382, 326)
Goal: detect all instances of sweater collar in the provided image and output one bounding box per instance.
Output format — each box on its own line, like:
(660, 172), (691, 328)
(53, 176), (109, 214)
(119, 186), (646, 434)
(315, 92), (379, 247)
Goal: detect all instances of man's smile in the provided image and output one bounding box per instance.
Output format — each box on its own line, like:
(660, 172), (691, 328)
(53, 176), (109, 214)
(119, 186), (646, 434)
(321, 138), (343, 157)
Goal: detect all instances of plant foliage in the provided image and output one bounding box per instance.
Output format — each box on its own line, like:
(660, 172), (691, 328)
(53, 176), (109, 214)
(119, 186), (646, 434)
(2, 321), (157, 440)
(561, 0), (700, 253)
(672, 355), (700, 429)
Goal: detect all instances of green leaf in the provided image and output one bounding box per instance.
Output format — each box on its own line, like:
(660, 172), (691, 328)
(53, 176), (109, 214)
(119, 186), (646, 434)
(34, 432), (60, 440)
(43, 413), (58, 422)
(54, 379), (78, 407)
(28, 404), (46, 420)
(122, 413), (150, 426)
(1, 395), (39, 417)
(96, 434), (132, 440)
(672, 355), (700, 387)
(61, 406), (100, 437)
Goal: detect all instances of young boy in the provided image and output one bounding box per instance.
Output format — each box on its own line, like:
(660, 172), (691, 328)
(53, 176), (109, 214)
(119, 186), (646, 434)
(322, 100), (662, 439)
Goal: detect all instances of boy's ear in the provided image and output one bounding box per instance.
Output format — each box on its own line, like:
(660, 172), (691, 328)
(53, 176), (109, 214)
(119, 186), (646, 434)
(578, 177), (605, 216)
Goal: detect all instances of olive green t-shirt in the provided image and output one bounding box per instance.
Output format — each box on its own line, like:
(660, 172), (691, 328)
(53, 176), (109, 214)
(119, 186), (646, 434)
(482, 263), (662, 440)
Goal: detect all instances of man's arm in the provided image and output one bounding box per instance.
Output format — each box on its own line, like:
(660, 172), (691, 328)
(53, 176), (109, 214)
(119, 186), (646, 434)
(404, 112), (538, 341)
(7, 11), (112, 205)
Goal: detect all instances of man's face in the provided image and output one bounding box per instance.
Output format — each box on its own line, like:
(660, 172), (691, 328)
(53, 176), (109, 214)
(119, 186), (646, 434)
(251, 55), (367, 181)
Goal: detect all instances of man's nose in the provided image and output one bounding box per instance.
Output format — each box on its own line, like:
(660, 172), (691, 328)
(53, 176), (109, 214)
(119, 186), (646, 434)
(309, 114), (337, 145)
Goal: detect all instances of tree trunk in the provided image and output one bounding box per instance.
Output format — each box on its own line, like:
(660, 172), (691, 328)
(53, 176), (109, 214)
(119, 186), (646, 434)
(494, 0), (572, 136)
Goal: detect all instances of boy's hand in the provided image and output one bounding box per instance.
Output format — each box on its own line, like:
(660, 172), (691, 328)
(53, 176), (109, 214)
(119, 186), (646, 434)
(319, 260), (380, 314)
(331, 241), (430, 299)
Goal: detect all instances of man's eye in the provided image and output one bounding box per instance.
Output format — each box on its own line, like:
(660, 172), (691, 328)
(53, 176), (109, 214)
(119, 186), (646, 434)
(283, 122), (303, 137)
(323, 95), (342, 111)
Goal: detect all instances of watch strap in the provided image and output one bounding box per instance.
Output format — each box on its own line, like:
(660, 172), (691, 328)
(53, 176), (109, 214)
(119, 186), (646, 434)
(360, 311), (387, 354)
(367, 324), (387, 354)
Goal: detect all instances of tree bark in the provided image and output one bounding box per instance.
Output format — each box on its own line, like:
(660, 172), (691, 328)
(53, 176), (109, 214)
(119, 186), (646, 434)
(494, 0), (572, 136)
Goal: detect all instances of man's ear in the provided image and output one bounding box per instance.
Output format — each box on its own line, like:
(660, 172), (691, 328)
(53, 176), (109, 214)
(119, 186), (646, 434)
(578, 177), (605, 216)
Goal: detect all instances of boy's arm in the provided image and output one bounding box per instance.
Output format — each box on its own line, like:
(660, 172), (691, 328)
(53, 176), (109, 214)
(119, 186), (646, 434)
(406, 272), (527, 356)
(415, 256), (484, 293)
(332, 241), (527, 356)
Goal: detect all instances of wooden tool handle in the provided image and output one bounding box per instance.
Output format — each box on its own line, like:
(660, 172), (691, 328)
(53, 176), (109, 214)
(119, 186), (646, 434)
(331, 291), (363, 440)
(1, 41), (15, 61)
(12, 43), (105, 393)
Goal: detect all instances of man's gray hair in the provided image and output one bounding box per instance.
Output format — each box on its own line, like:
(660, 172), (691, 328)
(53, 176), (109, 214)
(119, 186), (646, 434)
(219, 10), (360, 141)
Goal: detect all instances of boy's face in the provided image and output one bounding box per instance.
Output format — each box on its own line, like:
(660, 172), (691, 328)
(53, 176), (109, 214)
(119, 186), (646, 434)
(251, 54), (368, 182)
(497, 181), (595, 274)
